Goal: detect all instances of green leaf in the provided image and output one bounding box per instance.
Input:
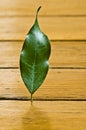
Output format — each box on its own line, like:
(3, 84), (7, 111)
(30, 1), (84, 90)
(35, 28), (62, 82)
(20, 6), (51, 100)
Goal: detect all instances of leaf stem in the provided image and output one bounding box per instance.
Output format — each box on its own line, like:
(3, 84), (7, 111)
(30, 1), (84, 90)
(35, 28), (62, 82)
(31, 94), (33, 105)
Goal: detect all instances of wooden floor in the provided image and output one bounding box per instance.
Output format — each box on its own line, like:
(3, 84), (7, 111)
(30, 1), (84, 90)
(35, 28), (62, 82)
(0, 0), (86, 130)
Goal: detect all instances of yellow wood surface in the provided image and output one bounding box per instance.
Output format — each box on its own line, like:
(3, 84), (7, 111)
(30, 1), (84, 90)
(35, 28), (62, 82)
(0, 69), (86, 99)
(0, 101), (86, 130)
(0, 41), (86, 68)
(0, 0), (86, 16)
(0, 0), (86, 129)
(0, 17), (86, 40)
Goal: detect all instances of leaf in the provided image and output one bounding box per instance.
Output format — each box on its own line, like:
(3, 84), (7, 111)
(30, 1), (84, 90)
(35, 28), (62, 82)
(20, 6), (51, 101)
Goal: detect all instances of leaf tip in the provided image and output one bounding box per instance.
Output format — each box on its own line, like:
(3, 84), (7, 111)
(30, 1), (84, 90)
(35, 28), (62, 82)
(34, 6), (41, 28)
(36, 6), (41, 17)
(37, 6), (41, 13)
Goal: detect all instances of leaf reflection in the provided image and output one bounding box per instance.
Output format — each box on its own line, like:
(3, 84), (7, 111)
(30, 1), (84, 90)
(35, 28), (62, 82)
(22, 105), (51, 130)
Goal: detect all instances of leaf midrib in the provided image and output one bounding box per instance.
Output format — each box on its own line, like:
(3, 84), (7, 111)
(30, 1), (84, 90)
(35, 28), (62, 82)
(31, 49), (36, 93)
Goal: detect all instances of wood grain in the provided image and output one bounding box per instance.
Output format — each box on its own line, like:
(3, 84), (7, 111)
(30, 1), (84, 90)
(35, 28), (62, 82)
(0, 0), (86, 129)
(0, 0), (86, 16)
(0, 101), (86, 130)
(0, 41), (86, 68)
(0, 69), (86, 99)
(0, 17), (86, 40)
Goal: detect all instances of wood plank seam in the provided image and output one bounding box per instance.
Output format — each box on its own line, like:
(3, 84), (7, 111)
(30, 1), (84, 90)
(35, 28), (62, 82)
(0, 97), (86, 101)
(1, 15), (86, 17)
(0, 67), (86, 69)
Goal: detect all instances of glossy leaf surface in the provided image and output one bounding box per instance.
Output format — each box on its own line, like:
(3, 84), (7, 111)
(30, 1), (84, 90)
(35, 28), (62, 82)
(20, 6), (51, 95)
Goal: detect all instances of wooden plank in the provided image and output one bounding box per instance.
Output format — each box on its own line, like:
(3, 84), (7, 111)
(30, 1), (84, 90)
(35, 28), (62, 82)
(0, 101), (86, 130)
(0, 0), (86, 16)
(0, 41), (86, 68)
(0, 17), (86, 40)
(51, 41), (86, 68)
(0, 69), (86, 99)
